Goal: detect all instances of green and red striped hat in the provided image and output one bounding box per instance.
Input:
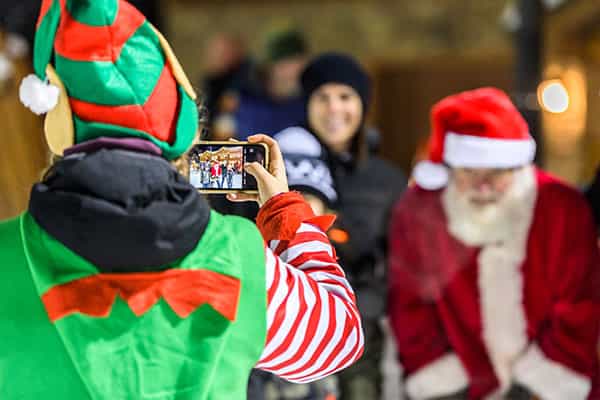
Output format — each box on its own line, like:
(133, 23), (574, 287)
(19, 0), (198, 160)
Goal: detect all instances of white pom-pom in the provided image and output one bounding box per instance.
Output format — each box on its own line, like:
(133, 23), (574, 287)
(412, 160), (449, 190)
(19, 74), (60, 115)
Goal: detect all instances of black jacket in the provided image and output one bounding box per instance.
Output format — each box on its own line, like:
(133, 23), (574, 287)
(326, 149), (407, 319)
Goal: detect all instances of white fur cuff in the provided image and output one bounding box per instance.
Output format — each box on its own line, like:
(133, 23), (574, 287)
(406, 353), (469, 399)
(513, 344), (591, 400)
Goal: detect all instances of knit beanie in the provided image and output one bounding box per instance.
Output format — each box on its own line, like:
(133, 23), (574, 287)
(264, 28), (307, 64)
(275, 126), (338, 208)
(301, 52), (371, 111)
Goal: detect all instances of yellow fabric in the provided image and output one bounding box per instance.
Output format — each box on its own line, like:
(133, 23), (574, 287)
(44, 64), (74, 155)
(150, 24), (197, 101)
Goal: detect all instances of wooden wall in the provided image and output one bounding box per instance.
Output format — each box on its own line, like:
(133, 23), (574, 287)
(0, 53), (47, 220)
(370, 55), (514, 174)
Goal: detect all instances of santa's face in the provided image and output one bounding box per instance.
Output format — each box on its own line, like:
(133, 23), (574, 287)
(452, 167), (516, 206)
(443, 166), (535, 246)
(308, 83), (363, 154)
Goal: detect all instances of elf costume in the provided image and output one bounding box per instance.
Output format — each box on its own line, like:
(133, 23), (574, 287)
(0, 1), (363, 399)
(389, 88), (600, 400)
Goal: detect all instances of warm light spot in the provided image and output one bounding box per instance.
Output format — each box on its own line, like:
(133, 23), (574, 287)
(539, 80), (569, 113)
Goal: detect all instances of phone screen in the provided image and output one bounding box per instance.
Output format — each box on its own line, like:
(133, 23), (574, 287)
(188, 143), (267, 192)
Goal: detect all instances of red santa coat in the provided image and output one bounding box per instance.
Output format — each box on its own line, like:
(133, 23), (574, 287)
(389, 167), (600, 400)
(210, 162), (221, 178)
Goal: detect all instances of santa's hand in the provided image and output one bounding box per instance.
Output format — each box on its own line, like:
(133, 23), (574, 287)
(504, 383), (535, 400)
(423, 388), (469, 400)
(227, 134), (288, 207)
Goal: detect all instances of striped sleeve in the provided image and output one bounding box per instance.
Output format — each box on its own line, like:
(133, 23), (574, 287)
(256, 222), (364, 383)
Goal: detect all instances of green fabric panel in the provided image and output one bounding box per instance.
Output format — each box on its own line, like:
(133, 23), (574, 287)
(9, 211), (266, 399)
(53, 300), (232, 399)
(114, 21), (165, 104)
(74, 114), (160, 146)
(66, 0), (118, 26)
(19, 214), (98, 292)
(206, 213), (268, 400)
(33, 0), (61, 79)
(0, 215), (90, 399)
(55, 55), (139, 105)
(54, 21), (164, 106)
(73, 86), (198, 160)
(163, 86), (199, 160)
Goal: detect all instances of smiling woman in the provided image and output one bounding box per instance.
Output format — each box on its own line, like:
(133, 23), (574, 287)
(281, 52), (407, 400)
(308, 83), (363, 154)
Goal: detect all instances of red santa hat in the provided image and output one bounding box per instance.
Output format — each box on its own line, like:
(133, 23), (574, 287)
(413, 87), (536, 190)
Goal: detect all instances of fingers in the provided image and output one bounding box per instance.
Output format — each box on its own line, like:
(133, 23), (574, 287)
(226, 192), (258, 202)
(244, 161), (272, 183)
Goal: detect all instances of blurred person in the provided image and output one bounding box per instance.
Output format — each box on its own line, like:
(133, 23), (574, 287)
(211, 156), (222, 188)
(276, 126), (338, 213)
(247, 128), (340, 400)
(208, 29), (308, 218)
(0, 1), (364, 399)
(279, 53), (407, 400)
(200, 33), (251, 120)
(220, 157), (229, 188)
(227, 161), (236, 189)
(201, 159), (211, 188)
(232, 27), (308, 140)
(389, 88), (600, 400)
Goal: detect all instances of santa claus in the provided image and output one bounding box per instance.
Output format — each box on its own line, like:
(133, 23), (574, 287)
(388, 88), (600, 400)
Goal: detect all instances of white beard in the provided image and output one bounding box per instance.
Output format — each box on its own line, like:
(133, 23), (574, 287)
(442, 165), (538, 392)
(441, 166), (537, 247)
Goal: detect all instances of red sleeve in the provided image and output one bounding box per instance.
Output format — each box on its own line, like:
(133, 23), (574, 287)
(255, 192), (363, 383)
(388, 190), (469, 398)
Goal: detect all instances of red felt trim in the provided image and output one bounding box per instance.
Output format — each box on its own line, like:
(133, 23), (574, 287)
(54, 0), (145, 62)
(141, 63), (179, 143)
(37, 0), (59, 28)
(70, 65), (178, 143)
(256, 192), (336, 241)
(42, 269), (241, 322)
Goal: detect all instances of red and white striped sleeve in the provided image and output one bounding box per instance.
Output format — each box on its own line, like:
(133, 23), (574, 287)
(255, 221), (364, 383)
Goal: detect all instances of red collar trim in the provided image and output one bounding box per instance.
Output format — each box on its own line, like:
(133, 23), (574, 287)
(42, 269), (240, 322)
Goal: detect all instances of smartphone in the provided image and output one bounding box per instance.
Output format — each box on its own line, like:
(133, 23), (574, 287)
(188, 142), (269, 193)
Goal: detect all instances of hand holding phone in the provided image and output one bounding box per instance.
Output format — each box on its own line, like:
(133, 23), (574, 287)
(227, 134), (289, 206)
(189, 140), (269, 192)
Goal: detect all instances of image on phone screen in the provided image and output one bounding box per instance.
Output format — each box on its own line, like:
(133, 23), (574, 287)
(188, 143), (266, 192)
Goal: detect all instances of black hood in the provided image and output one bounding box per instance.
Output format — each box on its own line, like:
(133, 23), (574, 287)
(29, 149), (211, 273)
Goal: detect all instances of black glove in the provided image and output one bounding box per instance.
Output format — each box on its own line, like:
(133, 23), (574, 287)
(504, 383), (535, 400)
(423, 388), (469, 400)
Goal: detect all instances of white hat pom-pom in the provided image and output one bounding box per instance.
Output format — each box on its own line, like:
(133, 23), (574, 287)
(19, 74), (59, 115)
(412, 160), (450, 190)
